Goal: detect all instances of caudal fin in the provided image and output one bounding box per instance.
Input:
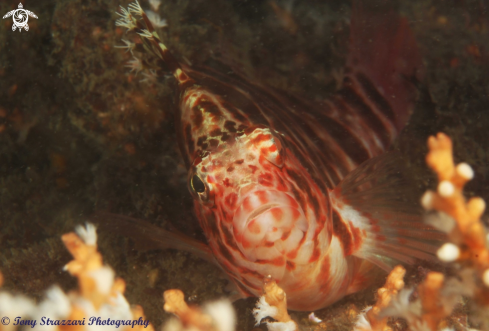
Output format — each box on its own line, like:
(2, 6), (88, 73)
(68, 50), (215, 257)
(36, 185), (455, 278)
(331, 153), (444, 272)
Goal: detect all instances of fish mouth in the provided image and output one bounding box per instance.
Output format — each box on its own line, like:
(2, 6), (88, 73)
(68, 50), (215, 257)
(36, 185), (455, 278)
(246, 203), (279, 223)
(233, 189), (303, 234)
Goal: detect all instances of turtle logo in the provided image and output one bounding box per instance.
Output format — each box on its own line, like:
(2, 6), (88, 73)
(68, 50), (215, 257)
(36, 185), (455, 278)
(3, 3), (38, 32)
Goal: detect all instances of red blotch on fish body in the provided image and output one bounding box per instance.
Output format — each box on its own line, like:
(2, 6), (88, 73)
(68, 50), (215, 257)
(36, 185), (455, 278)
(233, 224), (241, 238)
(251, 133), (271, 146)
(276, 176), (287, 192)
(308, 244), (321, 263)
(243, 196), (253, 213)
(258, 155), (272, 170)
(258, 172), (273, 187)
(281, 230), (291, 240)
(351, 224), (363, 252)
(256, 256), (285, 266)
(292, 208), (301, 221)
(286, 250), (297, 260)
(286, 260), (296, 271)
(286, 194), (299, 209)
(255, 190), (268, 204)
(332, 210), (354, 256)
(271, 208), (283, 222)
(287, 230), (306, 259)
(225, 192), (238, 208)
(318, 256), (331, 293)
(318, 215), (328, 232)
(248, 165), (258, 174)
(274, 154), (283, 166)
(248, 219), (261, 234)
(242, 237), (251, 249)
(238, 267), (263, 279)
(223, 178), (231, 187)
(193, 156), (203, 166)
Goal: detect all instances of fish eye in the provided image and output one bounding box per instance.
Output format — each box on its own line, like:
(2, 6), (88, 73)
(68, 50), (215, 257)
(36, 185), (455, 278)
(188, 171), (210, 202)
(191, 174), (206, 194)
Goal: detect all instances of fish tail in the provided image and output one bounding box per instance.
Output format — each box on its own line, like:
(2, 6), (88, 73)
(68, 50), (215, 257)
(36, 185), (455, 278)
(331, 153), (444, 274)
(116, 1), (190, 84)
(342, 1), (423, 152)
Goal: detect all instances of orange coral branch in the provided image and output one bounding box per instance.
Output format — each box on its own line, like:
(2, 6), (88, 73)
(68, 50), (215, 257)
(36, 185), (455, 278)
(355, 132), (489, 331)
(0, 223), (155, 331)
(163, 289), (213, 330)
(423, 133), (489, 280)
(61, 224), (155, 331)
(163, 289), (236, 331)
(253, 276), (297, 331)
(362, 265), (406, 331)
(262, 276), (293, 324)
(418, 272), (448, 331)
(423, 132), (489, 311)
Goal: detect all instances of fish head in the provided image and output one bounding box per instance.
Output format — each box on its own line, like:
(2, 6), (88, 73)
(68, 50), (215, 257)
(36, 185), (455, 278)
(187, 120), (330, 263)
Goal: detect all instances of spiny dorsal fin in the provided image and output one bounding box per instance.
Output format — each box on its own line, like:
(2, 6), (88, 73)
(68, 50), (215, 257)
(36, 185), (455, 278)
(116, 1), (192, 86)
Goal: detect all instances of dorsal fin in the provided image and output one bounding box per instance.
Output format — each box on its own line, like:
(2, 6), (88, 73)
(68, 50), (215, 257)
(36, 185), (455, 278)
(116, 1), (193, 86)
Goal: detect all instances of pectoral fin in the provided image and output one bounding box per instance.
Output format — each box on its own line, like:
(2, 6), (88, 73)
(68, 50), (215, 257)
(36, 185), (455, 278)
(89, 211), (218, 266)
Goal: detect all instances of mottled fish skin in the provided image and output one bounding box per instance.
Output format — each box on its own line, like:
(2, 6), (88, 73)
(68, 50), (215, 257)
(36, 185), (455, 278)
(118, 0), (426, 310)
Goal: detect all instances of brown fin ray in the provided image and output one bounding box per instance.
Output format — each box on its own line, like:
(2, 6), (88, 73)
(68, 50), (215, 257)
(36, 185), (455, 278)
(89, 211), (217, 266)
(332, 152), (445, 271)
